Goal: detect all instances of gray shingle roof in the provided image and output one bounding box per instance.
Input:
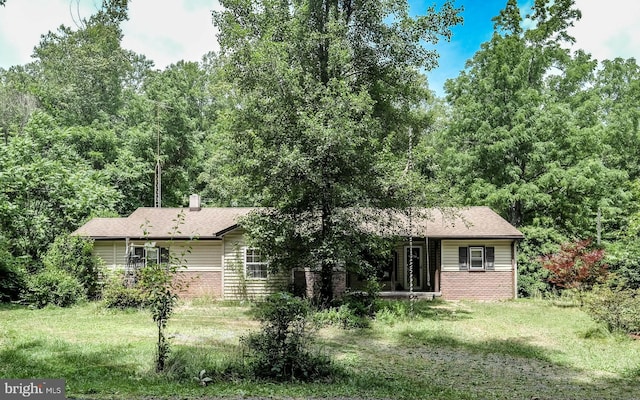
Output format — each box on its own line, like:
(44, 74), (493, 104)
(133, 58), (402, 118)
(72, 207), (255, 239)
(73, 206), (522, 240)
(410, 207), (523, 238)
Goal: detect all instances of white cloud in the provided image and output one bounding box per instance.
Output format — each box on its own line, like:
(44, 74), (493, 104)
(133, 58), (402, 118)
(0, 0), (220, 70)
(121, 0), (221, 69)
(0, 0), (97, 68)
(569, 0), (640, 62)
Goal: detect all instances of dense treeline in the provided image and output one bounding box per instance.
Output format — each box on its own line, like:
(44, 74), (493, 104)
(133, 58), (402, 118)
(0, 0), (638, 303)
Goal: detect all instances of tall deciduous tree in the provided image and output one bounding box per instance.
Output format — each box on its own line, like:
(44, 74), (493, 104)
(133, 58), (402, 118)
(27, 0), (130, 125)
(438, 0), (626, 235)
(0, 113), (120, 265)
(213, 0), (461, 305)
(596, 58), (640, 180)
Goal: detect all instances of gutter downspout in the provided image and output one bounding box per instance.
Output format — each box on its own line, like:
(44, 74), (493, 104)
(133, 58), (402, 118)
(125, 237), (130, 266)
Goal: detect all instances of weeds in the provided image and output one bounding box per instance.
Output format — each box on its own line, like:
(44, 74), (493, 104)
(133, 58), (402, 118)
(0, 299), (639, 399)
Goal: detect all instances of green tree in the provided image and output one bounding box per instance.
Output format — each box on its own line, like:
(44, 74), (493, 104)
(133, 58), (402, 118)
(135, 61), (211, 206)
(43, 234), (101, 299)
(214, 0), (461, 305)
(595, 58), (640, 179)
(26, 0), (130, 125)
(0, 113), (120, 265)
(438, 0), (626, 235)
(0, 73), (39, 143)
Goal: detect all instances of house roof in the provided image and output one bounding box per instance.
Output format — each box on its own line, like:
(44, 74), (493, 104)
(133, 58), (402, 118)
(72, 207), (256, 239)
(404, 207), (523, 239)
(73, 206), (523, 240)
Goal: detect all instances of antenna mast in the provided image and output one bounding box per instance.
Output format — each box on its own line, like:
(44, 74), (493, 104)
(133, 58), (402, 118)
(407, 128), (415, 310)
(154, 105), (162, 208)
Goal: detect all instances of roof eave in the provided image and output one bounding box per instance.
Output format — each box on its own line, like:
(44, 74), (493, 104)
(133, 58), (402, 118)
(428, 235), (524, 240)
(215, 224), (242, 237)
(88, 236), (221, 241)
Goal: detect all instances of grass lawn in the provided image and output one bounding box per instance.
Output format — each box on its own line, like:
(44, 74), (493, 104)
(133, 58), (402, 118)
(0, 298), (639, 399)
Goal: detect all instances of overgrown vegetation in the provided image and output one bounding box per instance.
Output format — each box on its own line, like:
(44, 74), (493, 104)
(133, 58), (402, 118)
(241, 292), (336, 381)
(0, 300), (638, 399)
(23, 267), (85, 308)
(0, 0), (638, 312)
(42, 234), (102, 300)
(101, 270), (149, 309)
(585, 286), (640, 335)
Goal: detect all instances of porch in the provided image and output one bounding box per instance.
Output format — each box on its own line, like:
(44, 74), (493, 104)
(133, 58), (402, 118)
(378, 291), (442, 300)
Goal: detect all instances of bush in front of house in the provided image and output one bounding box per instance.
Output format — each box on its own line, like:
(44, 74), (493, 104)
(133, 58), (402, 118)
(24, 267), (85, 308)
(101, 270), (149, 309)
(584, 285), (640, 335)
(242, 292), (336, 381)
(314, 290), (377, 329)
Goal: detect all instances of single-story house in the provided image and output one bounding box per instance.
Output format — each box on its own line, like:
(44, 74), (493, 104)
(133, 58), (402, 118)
(72, 195), (523, 301)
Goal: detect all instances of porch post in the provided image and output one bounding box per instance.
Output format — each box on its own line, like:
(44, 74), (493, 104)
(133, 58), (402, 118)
(426, 237), (430, 288)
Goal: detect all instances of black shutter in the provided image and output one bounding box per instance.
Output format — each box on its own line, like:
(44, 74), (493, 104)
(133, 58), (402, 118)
(459, 247), (468, 270)
(486, 247), (495, 270)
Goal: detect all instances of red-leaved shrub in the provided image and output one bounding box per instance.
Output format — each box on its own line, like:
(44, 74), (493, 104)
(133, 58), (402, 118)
(539, 239), (607, 291)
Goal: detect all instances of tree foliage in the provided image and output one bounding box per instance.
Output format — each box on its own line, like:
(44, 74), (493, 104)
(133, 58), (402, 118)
(0, 0), (639, 302)
(0, 113), (120, 264)
(438, 0), (626, 235)
(540, 239), (607, 291)
(27, 0), (131, 125)
(214, 0), (461, 305)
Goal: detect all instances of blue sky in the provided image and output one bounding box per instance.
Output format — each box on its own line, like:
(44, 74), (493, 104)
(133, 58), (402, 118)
(0, 0), (638, 97)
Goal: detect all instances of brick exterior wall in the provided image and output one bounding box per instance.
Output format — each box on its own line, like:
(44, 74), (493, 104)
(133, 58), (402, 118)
(440, 271), (514, 300)
(176, 271), (223, 298)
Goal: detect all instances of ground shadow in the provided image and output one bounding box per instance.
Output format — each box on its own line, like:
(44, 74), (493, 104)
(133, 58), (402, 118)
(0, 336), (169, 398)
(376, 298), (473, 322)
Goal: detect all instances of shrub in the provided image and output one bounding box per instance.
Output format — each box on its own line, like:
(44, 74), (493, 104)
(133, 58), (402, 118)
(516, 226), (565, 297)
(43, 234), (102, 300)
(584, 286), (640, 334)
(0, 242), (26, 302)
(314, 290), (378, 329)
(314, 303), (370, 329)
(242, 292), (335, 381)
(540, 239), (608, 293)
(24, 268), (85, 308)
(102, 272), (148, 309)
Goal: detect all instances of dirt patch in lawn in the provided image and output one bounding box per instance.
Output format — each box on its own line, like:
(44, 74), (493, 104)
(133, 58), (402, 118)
(345, 333), (640, 400)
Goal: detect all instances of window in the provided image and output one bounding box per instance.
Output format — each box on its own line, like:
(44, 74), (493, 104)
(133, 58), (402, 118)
(469, 247), (484, 270)
(128, 245), (170, 268)
(244, 248), (268, 279)
(459, 246), (495, 271)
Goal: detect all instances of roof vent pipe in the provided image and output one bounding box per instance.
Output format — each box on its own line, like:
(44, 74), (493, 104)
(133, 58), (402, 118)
(189, 194), (201, 211)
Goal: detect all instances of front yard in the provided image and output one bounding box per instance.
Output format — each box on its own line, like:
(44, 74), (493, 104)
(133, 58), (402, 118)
(0, 299), (638, 399)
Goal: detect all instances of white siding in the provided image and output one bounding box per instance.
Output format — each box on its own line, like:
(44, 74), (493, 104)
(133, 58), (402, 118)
(163, 240), (222, 271)
(222, 230), (288, 300)
(93, 241), (127, 268)
(441, 240), (514, 272)
(93, 239), (221, 271)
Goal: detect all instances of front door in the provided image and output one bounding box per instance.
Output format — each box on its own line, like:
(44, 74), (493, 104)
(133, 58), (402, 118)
(405, 246), (422, 290)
